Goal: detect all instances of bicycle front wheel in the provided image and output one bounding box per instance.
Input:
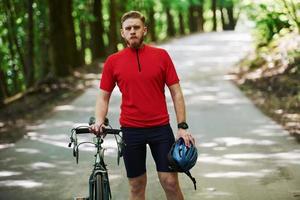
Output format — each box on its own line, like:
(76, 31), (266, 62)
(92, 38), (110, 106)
(95, 174), (103, 200)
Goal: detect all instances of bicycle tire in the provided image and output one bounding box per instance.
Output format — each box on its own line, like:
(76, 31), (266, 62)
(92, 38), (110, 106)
(95, 174), (103, 200)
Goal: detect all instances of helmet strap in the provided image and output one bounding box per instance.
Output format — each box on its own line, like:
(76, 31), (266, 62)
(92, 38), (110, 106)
(185, 171), (197, 190)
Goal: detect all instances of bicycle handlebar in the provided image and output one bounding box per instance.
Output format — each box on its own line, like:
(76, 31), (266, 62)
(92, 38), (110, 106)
(69, 118), (125, 166)
(74, 127), (121, 135)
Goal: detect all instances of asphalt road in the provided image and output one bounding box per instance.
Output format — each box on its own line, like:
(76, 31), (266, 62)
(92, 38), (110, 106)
(0, 31), (300, 200)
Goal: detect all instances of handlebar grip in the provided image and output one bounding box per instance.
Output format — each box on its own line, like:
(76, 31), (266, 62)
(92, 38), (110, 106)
(103, 128), (121, 135)
(74, 127), (121, 135)
(75, 127), (90, 134)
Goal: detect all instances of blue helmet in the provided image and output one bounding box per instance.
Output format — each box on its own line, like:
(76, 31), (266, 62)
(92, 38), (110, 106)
(168, 137), (198, 172)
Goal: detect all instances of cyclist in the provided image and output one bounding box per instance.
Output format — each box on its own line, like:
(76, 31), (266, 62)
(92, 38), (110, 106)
(90, 11), (195, 200)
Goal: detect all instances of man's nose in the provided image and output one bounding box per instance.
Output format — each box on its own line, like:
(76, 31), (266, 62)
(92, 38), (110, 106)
(130, 27), (136, 33)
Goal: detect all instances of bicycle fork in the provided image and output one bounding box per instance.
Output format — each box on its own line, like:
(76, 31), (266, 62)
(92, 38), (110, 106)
(89, 169), (111, 200)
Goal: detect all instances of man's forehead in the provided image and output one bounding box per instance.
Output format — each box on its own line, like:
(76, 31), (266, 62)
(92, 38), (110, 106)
(122, 18), (144, 27)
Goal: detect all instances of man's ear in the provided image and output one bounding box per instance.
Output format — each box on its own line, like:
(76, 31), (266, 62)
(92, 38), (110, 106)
(143, 26), (148, 36)
(120, 29), (125, 38)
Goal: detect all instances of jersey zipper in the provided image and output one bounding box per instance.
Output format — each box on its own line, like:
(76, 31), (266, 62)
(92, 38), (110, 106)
(135, 49), (141, 72)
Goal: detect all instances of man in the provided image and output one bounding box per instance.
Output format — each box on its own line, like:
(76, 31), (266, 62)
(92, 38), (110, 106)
(91, 11), (195, 200)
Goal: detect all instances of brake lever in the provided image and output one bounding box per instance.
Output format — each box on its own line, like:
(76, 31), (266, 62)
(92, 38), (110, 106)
(68, 136), (75, 148)
(76, 145), (79, 164)
(68, 130), (75, 147)
(73, 147), (77, 157)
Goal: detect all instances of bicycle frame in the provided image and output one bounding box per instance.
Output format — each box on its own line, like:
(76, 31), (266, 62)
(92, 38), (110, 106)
(69, 123), (123, 200)
(88, 137), (111, 200)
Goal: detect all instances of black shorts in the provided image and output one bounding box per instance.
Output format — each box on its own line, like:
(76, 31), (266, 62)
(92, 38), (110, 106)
(121, 124), (175, 178)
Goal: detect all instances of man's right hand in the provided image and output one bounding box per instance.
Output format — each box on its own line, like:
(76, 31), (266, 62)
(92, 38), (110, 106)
(89, 123), (105, 136)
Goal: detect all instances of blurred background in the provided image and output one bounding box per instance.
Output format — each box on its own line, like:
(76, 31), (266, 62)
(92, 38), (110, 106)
(0, 1), (299, 199)
(0, 0), (299, 142)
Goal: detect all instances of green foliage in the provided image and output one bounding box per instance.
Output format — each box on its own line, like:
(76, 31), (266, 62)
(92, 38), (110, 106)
(0, 1), (26, 95)
(73, 0), (95, 22)
(0, 0), (243, 104)
(243, 0), (299, 47)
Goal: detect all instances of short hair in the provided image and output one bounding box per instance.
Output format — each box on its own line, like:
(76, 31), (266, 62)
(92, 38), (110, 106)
(121, 11), (146, 27)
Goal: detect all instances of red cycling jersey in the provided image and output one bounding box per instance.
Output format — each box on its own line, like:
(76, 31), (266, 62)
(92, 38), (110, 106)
(100, 44), (179, 127)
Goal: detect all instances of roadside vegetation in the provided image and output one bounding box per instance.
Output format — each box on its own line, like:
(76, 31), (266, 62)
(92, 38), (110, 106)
(232, 0), (300, 141)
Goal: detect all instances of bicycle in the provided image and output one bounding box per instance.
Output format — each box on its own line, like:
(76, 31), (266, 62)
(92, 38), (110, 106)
(68, 117), (125, 200)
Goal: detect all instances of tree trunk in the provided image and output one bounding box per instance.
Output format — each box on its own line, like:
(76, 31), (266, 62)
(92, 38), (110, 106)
(39, 1), (50, 80)
(0, 35), (8, 103)
(119, 0), (127, 15)
(212, 0), (217, 31)
(3, 0), (21, 94)
(108, 0), (118, 54)
(148, 6), (157, 41)
(188, 5), (198, 33)
(90, 0), (106, 60)
(166, 7), (175, 37)
(48, 0), (72, 77)
(117, 0), (128, 47)
(65, 0), (80, 68)
(227, 6), (236, 30)
(178, 12), (185, 35)
(0, 68), (8, 106)
(4, 0), (26, 87)
(26, 0), (34, 87)
(6, 28), (19, 95)
(79, 20), (86, 65)
(196, 4), (204, 32)
(220, 5), (226, 30)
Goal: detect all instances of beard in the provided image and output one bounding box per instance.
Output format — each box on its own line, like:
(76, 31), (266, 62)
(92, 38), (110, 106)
(125, 35), (144, 49)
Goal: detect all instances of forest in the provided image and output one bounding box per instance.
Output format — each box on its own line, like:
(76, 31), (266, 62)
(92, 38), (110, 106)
(0, 0), (299, 114)
(0, 0), (241, 106)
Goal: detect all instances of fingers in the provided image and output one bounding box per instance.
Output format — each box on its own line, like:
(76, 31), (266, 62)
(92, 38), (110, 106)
(89, 124), (104, 136)
(182, 134), (191, 147)
(188, 133), (195, 145)
(178, 131), (195, 148)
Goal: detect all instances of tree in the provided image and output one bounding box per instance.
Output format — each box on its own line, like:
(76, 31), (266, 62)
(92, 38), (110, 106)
(219, 0), (238, 30)
(36, 0), (51, 80)
(26, 0), (34, 87)
(144, 0), (157, 41)
(196, 1), (204, 32)
(79, 19), (87, 65)
(188, 3), (198, 33)
(108, 0), (118, 54)
(48, 0), (77, 77)
(148, 6), (157, 41)
(178, 12), (185, 35)
(172, 0), (189, 35)
(0, 68), (8, 105)
(66, 0), (80, 68)
(90, 0), (106, 60)
(166, 6), (176, 37)
(212, 0), (217, 31)
(3, 0), (24, 93)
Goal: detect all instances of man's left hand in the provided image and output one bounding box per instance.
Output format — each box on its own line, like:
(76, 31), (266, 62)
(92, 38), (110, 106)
(177, 129), (195, 147)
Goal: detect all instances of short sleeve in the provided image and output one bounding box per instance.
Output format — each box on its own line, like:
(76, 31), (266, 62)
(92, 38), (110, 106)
(163, 50), (180, 86)
(100, 57), (116, 92)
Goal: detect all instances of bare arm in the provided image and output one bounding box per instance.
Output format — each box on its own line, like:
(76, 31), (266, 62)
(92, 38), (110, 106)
(95, 89), (111, 123)
(168, 83), (195, 146)
(91, 89), (111, 134)
(168, 83), (186, 124)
